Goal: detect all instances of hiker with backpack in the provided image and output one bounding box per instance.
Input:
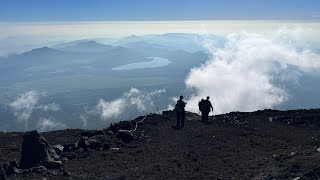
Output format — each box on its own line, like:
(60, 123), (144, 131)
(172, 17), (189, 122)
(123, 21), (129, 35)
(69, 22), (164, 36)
(173, 95), (187, 129)
(199, 96), (213, 124)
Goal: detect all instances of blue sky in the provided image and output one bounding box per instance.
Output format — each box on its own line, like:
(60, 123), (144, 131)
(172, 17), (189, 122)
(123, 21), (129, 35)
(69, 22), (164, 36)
(1, 0), (320, 21)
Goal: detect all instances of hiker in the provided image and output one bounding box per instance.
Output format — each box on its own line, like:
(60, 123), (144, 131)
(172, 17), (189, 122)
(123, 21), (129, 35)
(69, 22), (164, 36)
(200, 96), (213, 124)
(173, 95), (186, 129)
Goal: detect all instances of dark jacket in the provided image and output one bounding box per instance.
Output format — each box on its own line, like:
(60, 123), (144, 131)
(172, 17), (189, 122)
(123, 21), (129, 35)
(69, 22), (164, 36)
(175, 99), (186, 112)
(201, 100), (213, 113)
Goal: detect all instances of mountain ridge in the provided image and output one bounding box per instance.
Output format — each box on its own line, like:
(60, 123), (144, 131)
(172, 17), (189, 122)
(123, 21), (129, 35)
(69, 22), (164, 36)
(0, 108), (320, 179)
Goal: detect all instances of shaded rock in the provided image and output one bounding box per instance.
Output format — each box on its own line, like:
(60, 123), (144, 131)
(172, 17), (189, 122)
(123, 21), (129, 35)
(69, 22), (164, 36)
(43, 161), (63, 169)
(19, 130), (60, 169)
(78, 137), (103, 150)
(79, 130), (104, 137)
(303, 167), (320, 179)
(62, 169), (71, 177)
(64, 152), (77, 160)
(2, 163), (8, 173)
(0, 166), (6, 180)
(105, 131), (114, 136)
(3, 160), (20, 176)
(103, 143), (111, 150)
(63, 143), (79, 152)
(109, 121), (133, 133)
(31, 166), (47, 174)
(117, 130), (134, 143)
(53, 145), (64, 155)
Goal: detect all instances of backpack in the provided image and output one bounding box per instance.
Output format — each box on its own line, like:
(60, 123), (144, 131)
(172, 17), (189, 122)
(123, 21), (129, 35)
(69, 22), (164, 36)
(198, 100), (203, 111)
(175, 100), (185, 112)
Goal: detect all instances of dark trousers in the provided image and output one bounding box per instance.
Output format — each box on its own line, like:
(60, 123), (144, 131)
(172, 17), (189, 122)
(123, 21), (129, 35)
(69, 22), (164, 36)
(176, 111), (185, 127)
(202, 111), (209, 123)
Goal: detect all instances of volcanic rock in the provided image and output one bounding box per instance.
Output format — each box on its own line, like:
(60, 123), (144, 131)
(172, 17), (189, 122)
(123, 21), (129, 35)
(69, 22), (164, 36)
(63, 143), (79, 152)
(1, 109), (320, 179)
(53, 145), (64, 155)
(78, 137), (103, 150)
(19, 130), (61, 169)
(116, 130), (134, 143)
(79, 130), (104, 137)
(5, 160), (20, 176)
(64, 152), (77, 160)
(0, 166), (6, 180)
(109, 121), (133, 133)
(42, 160), (63, 169)
(31, 166), (47, 174)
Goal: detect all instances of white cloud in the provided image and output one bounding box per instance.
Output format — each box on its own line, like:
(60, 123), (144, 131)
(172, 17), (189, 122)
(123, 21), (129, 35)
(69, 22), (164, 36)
(36, 117), (66, 132)
(9, 91), (62, 129)
(96, 88), (166, 120)
(185, 29), (320, 114)
(80, 115), (87, 128)
(9, 91), (40, 126)
(36, 103), (61, 111)
(97, 98), (126, 119)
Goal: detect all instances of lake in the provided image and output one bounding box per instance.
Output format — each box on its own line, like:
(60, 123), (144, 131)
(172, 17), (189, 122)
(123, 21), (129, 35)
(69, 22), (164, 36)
(112, 57), (171, 70)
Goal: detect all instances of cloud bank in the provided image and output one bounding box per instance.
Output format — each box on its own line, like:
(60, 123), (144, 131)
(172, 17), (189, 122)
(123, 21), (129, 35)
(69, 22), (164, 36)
(185, 29), (320, 114)
(96, 88), (166, 120)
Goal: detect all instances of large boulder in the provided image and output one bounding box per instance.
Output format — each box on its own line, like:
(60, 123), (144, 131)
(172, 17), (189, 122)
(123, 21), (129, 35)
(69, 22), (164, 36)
(19, 130), (62, 169)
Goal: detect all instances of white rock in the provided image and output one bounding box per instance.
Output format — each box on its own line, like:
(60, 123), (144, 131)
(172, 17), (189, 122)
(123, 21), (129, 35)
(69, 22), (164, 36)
(289, 152), (296, 156)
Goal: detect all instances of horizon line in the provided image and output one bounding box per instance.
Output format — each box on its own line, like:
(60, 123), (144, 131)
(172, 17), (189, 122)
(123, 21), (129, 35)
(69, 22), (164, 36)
(1, 19), (320, 24)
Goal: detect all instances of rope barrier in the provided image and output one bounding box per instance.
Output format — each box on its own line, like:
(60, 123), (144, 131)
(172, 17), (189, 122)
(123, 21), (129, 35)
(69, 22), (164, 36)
(129, 113), (149, 132)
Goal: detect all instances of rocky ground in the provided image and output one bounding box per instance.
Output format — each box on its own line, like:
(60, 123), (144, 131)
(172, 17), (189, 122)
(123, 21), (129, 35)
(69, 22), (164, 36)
(1, 109), (320, 180)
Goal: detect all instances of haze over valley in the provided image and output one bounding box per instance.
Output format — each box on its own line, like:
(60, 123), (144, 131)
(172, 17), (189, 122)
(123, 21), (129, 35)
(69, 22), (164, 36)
(1, 24), (320, 132)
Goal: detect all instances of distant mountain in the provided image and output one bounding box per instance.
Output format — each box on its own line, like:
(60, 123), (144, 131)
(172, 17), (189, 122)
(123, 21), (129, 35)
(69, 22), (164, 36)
(114, 34), (156, 45)
(2, 47), (65, 68)
(57, 41), (116, 53)
(0, 47), (69, 82)
(51, 38), (117, 49)
(114, 33), (226, 52)
(51, 39), (91, 49)
(121, 41), (168, 51)
(0, 40), (208, 84)
(22, 46), (64, 56)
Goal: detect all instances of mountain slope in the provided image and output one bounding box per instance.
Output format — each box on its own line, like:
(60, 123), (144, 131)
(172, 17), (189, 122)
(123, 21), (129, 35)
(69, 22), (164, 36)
(0, 109), (320, 179)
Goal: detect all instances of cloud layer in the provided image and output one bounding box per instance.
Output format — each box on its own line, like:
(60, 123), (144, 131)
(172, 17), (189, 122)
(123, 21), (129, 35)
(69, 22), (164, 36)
(96, 88), (166, 120)
(185, 29), (320, 114)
